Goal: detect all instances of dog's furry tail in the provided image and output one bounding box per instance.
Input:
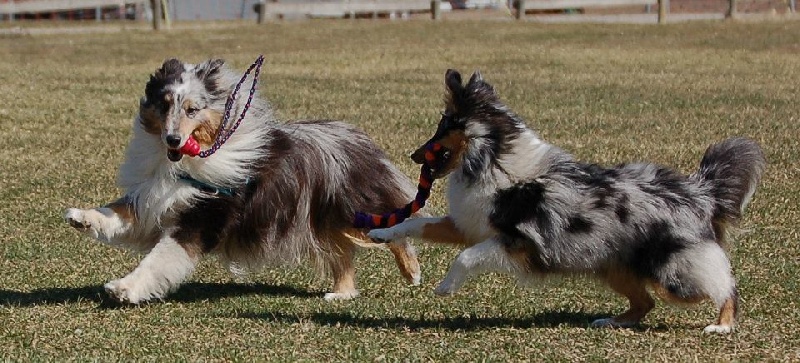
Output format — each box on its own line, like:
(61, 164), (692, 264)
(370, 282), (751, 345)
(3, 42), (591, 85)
(693, 137), (766, 240)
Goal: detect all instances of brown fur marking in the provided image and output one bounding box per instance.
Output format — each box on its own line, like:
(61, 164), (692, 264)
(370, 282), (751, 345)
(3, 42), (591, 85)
(105, 198), (136, 224)
(603, 269), (656, 325)
(330, 232), (358, 295)
(177, 236), (205, 260)
(190, 110), (223, 146)
(716, 296), (737, 327)
(342, 229), (420, 285)
(651, 283), (706, 305)
(421, 216), (472, 246)
(138, 105), (162, 135)
(386, 242), (421, 284)
(435, 130), (468, 178)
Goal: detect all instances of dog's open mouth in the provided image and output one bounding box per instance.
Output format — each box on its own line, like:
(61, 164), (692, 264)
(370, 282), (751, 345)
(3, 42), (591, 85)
(167, 136), (201, 162)
(167, 149), (183, 162)
(411, 142), (451, 179)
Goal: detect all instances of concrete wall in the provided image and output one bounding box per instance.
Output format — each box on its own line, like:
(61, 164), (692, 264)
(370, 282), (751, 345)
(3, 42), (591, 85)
(166, 0), (261, 20)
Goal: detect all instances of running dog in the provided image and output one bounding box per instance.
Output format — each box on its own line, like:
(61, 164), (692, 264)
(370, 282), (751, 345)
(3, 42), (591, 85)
(369, 69), (765, 333)
(64, 58), (421, 304)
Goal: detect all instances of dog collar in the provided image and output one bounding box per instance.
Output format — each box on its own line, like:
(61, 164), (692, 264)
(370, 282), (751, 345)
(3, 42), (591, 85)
(178, 173), (250, 197)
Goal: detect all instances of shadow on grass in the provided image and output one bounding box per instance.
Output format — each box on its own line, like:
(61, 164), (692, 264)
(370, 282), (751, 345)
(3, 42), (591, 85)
(0, 282), (319, 308)
(236, 310), (660, 331)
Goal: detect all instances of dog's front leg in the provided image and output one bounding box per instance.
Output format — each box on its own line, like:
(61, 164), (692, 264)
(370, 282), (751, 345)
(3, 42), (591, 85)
(65, 197), (136, 246)
(435, 237), (523, 296)
(104, 231), (199, 304)
(368, 216), (470, 246)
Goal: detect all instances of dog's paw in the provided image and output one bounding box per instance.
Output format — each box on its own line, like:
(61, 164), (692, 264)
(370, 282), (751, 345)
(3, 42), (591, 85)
(590, 317), (637, 328)
(323, 290), (359, 301)
(104, 279), (146, 305)
(64, 208), (92, 231)
(367, 228), (396, 243)
(433, 280), (458, 297)
(703, 324), (733, 334)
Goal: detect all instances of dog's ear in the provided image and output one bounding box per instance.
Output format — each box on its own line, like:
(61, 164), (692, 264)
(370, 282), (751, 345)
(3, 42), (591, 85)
(195, 59), (226, 95)
(154, 58), (185, 81)
(467, 70), (483, 86)
(445, 69), (463, 95)
(444, 69), (466, 114)
(143, 58), (183, 111)
(466, 70), (494, 96)
(195, 59), (225, 82)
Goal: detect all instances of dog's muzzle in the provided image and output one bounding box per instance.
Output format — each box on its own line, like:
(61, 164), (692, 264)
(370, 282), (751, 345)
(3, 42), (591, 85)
(166, 136), (201, 162)
(412, 142), (450, 179)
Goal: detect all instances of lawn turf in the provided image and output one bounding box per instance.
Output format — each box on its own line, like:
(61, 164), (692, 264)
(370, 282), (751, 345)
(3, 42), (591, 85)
(1, 19), (799, 361)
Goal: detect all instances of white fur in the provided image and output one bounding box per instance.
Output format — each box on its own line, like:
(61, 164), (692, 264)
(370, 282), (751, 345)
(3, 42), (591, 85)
(66, 60), (424, 304)
(64, 207), (130, 245)
(323, 291), (360, 301)
(672, 243), (735, 307)
(703, 324), (733, 334)
(104, 234), (197, 304)
(434, 238), (524, 296)
(367, 217), (445, 242)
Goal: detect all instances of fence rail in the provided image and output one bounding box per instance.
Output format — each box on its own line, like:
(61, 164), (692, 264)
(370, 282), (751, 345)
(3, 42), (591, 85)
(516, 0), (663, 21)
(255, 0), (439, 21)
(521, 0), (656, 10)
(0, 0), (132, 14)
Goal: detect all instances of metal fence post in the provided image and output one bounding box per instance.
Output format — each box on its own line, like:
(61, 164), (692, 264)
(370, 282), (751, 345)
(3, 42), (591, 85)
(516, 0), (525, 20)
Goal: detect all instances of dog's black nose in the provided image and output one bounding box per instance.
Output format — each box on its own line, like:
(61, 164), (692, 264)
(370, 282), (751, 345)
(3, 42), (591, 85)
(165, 134), (181, 148)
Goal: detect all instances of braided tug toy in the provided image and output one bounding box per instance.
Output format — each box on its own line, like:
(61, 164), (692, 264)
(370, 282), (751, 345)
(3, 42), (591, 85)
(179, 55), (265, 158)
(353, 142), (448, 230)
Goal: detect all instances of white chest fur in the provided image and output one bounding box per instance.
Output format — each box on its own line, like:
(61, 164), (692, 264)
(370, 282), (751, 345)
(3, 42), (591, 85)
(446, 174), (498, 244)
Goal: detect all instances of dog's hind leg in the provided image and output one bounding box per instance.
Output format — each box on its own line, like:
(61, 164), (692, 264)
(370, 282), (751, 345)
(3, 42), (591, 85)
(591, 270), (655, 329)
(387, 239), (422, 286)
(104, 232), (200, 304)
(705, 290), (738, 334)
(434, 237), (524, 296)
(697, 244), (738, 334)
(343, 229), (422, 286)
(324, 232), (360, 301)
(655, 243), (738, 334)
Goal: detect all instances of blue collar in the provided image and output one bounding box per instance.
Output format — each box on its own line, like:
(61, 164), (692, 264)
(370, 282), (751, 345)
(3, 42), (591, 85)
(178, 174), (250, 197)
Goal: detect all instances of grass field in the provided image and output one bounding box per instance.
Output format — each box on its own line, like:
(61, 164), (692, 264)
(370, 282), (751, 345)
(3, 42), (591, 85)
(1, 19), (799, 361)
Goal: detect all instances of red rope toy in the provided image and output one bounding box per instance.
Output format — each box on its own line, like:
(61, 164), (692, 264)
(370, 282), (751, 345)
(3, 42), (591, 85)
(353, 142), (448, 230)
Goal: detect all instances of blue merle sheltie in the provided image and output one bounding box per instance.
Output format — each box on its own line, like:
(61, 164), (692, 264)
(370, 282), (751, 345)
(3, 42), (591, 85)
(64, 58), (421, 303)
(369, 69), (766, 333)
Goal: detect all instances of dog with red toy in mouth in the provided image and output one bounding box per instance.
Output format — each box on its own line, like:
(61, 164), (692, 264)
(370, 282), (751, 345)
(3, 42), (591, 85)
(368, 69), (765, 333)
(64, 58), (421, 304)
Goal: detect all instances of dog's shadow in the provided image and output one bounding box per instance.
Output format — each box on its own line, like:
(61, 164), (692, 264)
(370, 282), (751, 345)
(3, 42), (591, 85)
(0, 282), (320, 309)
(236, 310), (649, 331)
(0, 285), (667, 332)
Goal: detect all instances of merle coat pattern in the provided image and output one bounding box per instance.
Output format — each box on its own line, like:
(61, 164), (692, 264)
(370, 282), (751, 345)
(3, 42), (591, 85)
(369, 69), (765, 333)
(65, 58), (421, 303)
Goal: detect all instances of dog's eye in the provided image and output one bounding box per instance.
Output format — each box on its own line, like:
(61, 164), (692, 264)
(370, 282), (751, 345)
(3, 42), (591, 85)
(186, 107), (200, 117)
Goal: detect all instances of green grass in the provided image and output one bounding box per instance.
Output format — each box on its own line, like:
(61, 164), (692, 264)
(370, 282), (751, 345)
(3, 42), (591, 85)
(1, 19), (799, 361)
